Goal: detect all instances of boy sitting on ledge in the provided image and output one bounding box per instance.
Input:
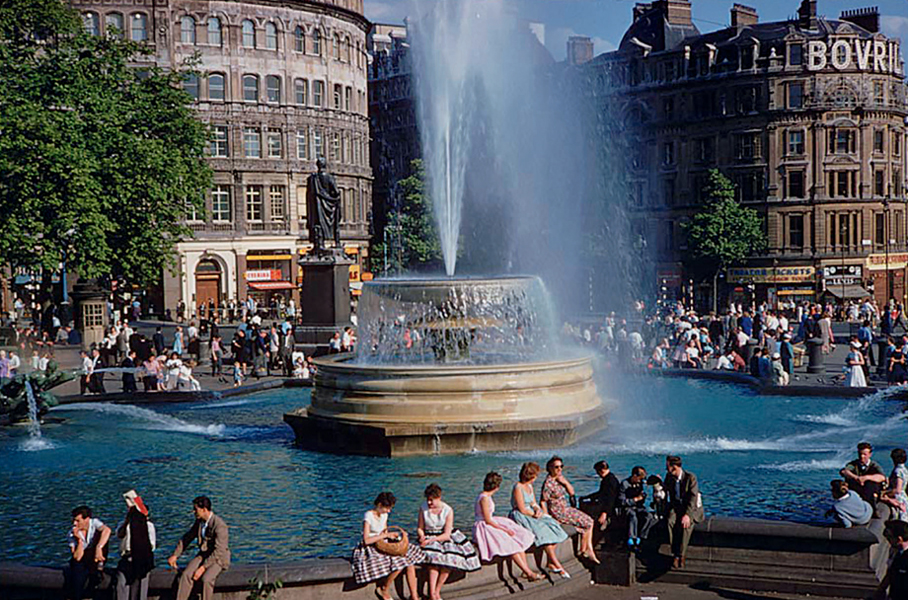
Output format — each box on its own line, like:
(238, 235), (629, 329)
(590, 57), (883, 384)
(826, 480), (872, 528)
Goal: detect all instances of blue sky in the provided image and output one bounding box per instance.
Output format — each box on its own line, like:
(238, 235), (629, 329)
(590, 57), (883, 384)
(365, 0), (908, 60)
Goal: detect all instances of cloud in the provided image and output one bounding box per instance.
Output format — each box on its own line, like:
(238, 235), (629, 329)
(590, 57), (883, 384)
(547, 26), (615, 61)
(881, 15), (908, 39)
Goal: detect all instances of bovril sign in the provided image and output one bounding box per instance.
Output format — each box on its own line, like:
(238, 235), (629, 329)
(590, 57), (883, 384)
(807, 38), (902, 74)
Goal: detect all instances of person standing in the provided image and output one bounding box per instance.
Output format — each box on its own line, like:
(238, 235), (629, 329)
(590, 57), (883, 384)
(167, 496), (229, 600)
(210, 335), (223, 379)
(664, 455), (704, 569)
(80, 350), (92, 395)
(845, 341), (867, 388)
(90, 348), (106, 394)
(878, 520), (908, 599)
(172, 326), (184, 358)
(152, 328), (165, 357)
(65, 506), (112, 600)
(121, 350), (138, 394)
(115, 491), (155, 600)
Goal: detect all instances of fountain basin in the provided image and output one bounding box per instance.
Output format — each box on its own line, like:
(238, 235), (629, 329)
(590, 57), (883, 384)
(283, 353), (607, 456)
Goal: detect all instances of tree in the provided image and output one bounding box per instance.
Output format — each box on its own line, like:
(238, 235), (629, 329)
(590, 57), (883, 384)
(0, 0), (212, 291)
(371, 159), (443, 272)
(683, 169), (766, 312)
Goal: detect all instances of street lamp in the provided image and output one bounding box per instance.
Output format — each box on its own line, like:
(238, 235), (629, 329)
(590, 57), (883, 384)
(61, 227), (76, 304)
(884, 197), (891, 304)
(840, 221), (848, 304)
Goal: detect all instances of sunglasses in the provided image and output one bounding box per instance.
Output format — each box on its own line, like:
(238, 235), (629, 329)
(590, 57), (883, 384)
(553, 464), (564, 469)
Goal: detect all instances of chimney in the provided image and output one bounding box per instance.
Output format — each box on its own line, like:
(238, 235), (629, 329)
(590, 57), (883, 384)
(730, 4), (758, 28)
(798, 0), (817, 29)
(840, 7), (880, 33)
(567, 36), (594, 65)
(653, 0), (692, 26)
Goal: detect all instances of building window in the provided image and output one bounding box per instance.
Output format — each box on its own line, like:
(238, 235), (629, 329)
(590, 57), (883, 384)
(297, 129), (308, 159)
(83, 12), (100, 36)
(295, 79), (308, 105)
(210, 125), (228, 157)
(345, 87), (352, 112)
(333, 34), (340, 59)
(243, 75), (259, 102)
(208, 73), (225, 101)
(735, 86), (757, 114)
(245, 186), (263, 221)
(829, 129), (856, 154)
(294, 26), (305, 52)
(787, 170), (805, 198)
(876, 170), (885, 196)
(788, 130), (804, 155)
(267, 129), (282, 158)
(313, 80), (324, 107)
(735, 171), (764, 202)
(242, 20), (255, 48)
(182, 74), (199, 100)
(131, 13), (147, 42)
(312, 29), (321, 55)
(207, 17), (222, 46)
(331, 132), (340, 161)
(243, 127), (261, 158)
(894, 132), (902, 156)
(662, 141), (674, 166)
(789, 43), (802, 66)
(180, 16), (196, 44)
(266, 75), (281, 103)
(269, 185), (285, 221)
(874, 81), (885, 105)
(333, 84), (342, 110)
(212, 185), (231, 222)
(828, 171), (857, 198)
(789, 214), (804, 249)
(788, 82), (803, 109)
(734, 133), (762, 160)
(265, 22), (278, 50)
(105, 13), (124, 38)
(695, 138), (714, 164)
(874, 130), (885, 153)
(313, 129), (323, 159)
(345, 37), (352, 62)
(663, 179), (675, 207)
(894, 169), (904, 196)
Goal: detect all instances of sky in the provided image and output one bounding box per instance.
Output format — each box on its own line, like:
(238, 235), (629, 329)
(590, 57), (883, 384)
(364, 0), (908, 61)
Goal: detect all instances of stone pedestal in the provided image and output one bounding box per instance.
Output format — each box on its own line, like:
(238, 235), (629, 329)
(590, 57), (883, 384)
(296, 251), (353, 351)
(70, 280), (109, 351)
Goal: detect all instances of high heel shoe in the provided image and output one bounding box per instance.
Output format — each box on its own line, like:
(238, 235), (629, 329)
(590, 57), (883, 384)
(550, 567), (571, 579)
(522, 572), (544, 582)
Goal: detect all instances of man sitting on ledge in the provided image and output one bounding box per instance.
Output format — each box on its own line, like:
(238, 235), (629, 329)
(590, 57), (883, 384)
(826, 480), (872, 528)
(664, 455), (704, 569)
(167, 496), (230, 600)
(841, 442), (887, 515)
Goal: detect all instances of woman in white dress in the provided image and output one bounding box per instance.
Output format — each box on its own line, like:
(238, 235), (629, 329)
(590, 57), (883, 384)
(845, 341), (866, 387)
(417, 484), (480, 600)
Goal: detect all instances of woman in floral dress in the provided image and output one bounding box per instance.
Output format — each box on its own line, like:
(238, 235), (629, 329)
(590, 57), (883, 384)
(883, 448), (908, 522)
(541, 456), (599, 563)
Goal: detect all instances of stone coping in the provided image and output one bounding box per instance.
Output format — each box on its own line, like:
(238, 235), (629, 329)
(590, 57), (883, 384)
(650, 368), (888, 398)
(312, 352), (595, 375)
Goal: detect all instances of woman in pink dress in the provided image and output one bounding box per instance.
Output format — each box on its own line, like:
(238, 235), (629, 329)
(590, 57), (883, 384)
(472, 472), (543, 581)
(542, 456), (599, 563)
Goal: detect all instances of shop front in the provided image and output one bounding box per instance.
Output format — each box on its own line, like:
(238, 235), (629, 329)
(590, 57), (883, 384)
(820, 264), (871, 303)
(244, 248), (296, 314)
(726, 266), (816, 309)
(867, 253), (908, 306)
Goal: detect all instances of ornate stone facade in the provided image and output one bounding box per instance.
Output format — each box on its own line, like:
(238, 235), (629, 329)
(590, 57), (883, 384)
(72, 0), (372, 314)
(586, 0), (908, 306)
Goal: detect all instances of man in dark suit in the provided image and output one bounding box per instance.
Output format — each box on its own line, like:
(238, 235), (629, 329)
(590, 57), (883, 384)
(152, 327), (165, 357)
(167, 496), (230, 600)
(590, 460), (620, 531)
(664, 455), (704, 569)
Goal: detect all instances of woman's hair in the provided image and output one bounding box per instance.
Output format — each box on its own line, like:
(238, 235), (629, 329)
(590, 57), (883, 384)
(483, 472), (502, 492)
(519, 462), (540, 482)
(545, 456), (563, 476)
(424, 483), (442, 499)
(893, 448), (907, 465)
(374, 491), (396, 508)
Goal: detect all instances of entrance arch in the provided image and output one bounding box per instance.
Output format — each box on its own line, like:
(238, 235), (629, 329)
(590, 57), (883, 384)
(194, 259), (222, 310)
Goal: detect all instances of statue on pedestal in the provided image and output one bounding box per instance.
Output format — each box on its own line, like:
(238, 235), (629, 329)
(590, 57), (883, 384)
(306, 157), (341, 256)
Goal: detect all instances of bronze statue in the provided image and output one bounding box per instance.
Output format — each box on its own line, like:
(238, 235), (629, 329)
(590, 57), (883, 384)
(306, 157), (341, 255)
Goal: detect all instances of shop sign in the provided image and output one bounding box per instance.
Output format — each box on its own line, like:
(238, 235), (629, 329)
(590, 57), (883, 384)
(822, 265), (863, 286)
(245, 269), (282, 282)
(868, 253), (908, 271)
(806, 38), (901, 74)
(727, 266), (815, 284)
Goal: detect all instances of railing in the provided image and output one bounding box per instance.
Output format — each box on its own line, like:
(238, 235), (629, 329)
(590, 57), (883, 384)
(247, 221), (291, 234)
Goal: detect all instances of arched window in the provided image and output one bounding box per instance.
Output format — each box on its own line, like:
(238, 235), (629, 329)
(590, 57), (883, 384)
(345, 37), (351, 62)
(294, 26), (305, 52)
(207, 17), (222, 46)
(295, 78), (308, 105)
(242, 20), (255, 48)
(131, 13), (147, 42)
(182, 73), (200, 100)
(208, 73), (225, 101)
(332, 34), (340, 59)
(105, 12), (124, 38)
(83, 12), (100, 36)
(243, 74), (259, 102)
(312, 29), (321, 55)
(265, 22), (278, 50)
(265, 75), (281, 103)
(180, 16), (196, 44)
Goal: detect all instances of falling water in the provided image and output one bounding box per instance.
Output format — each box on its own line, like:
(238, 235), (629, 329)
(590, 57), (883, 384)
(24, 381), (41, 439)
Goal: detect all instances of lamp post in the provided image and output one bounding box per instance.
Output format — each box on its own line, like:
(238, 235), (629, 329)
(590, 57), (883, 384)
(840, 221), (848, 305)
(61, 227), (76, 305)
(884, 197), (891, 305)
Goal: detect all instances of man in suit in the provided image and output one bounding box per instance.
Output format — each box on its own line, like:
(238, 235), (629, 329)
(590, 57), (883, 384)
(167, 496), (230, 600)
(152, 327), (165, 357)
(590, 460), (620, 531)
(664, 455), (704, 569)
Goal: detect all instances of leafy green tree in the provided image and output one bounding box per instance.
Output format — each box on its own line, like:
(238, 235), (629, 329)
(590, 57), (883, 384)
(0, 0), (212, 291)
(683, 169), (766, 312)
(372, 159), (443, 272)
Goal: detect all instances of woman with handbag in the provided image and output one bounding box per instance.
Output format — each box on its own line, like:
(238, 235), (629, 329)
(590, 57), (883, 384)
(472, 472), (543, 581)
(542, 456), (599, 564)
(417, 484), (480, 600)
(352, 491), (425, 600)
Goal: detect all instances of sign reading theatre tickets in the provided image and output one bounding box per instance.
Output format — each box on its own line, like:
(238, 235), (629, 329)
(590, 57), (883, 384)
(727, 266), (816, 284)
(806, 38), (902, 74)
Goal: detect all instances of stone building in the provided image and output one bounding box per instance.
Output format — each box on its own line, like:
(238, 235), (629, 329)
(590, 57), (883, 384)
(585, 0), (907, 307)
(71, 0), (372, 315)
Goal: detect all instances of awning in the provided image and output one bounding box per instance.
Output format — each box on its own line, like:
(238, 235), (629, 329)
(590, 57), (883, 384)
(777, 289), (815, 296)
(248, 281), (295, 291)
(825, 285), (872, 299)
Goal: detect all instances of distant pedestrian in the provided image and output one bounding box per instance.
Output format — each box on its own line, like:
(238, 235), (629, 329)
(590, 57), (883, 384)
(122, 350), (138, 394)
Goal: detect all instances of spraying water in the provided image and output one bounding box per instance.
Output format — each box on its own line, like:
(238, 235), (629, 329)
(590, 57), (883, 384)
(51, 403), (228, 437)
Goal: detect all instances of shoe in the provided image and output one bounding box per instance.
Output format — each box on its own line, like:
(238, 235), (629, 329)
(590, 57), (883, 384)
(679, 556), (686, 569)
(551, 568), (571, 579)
(672, 556), (681, 569)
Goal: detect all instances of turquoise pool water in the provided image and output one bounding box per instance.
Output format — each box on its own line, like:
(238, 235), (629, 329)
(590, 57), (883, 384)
(1, 376), (904, 566)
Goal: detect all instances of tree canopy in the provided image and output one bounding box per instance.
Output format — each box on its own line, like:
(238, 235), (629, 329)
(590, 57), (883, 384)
(0, 0), (212, 287)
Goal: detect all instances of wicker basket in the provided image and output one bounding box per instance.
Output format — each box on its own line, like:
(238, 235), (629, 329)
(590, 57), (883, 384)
(374, 526), (409, 556)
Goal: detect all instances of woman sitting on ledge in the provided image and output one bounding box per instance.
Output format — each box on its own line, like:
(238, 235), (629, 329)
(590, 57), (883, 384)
(543, 457), (599, 564)
(509, 462), (570, 579)
(351, 491), (425, 600)
(472, 472), (542, 582)
(417, 483), (480, 600)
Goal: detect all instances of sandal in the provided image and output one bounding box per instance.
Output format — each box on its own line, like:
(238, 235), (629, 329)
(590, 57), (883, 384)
(551, 567), (571, 579)
(522, 572), (544, 582)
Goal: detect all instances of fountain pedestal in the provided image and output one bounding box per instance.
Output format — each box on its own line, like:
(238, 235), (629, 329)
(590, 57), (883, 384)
(295, 251), (354, 352)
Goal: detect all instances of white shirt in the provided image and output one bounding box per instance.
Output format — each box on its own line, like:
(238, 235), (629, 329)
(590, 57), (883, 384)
(364, 510), (387, 536)
(421, 502), (451, 533)
(68, 518), (105, 551)
(38, 357), (49, 371)
(9, 354), (20, 371)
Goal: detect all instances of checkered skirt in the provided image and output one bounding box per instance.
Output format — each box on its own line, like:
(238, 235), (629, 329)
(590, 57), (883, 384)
(351, 541), (426, 584)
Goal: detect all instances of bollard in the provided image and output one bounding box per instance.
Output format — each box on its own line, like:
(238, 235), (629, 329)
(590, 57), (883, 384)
(807, 338), (825, 374)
